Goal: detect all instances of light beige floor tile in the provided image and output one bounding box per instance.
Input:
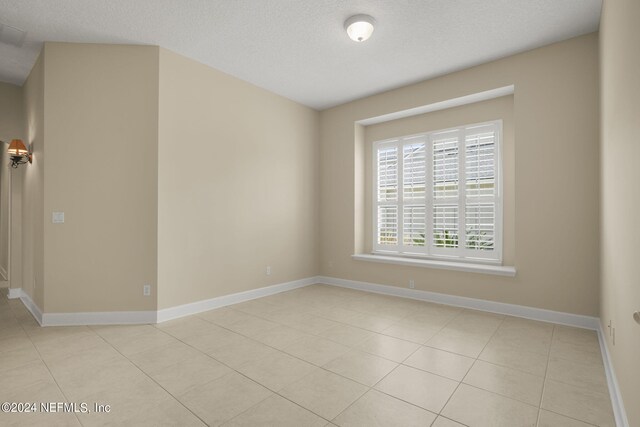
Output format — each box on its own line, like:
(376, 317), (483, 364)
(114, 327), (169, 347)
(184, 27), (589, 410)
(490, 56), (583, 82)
(0, 410), (81, 427)
(443, 310), (503, 338)
(80, 379), (205, 427)
(426, 330), (490, 358)
(45, 342), (124, 379)
(178, 371), (272, 426)
(224, 314), (280, 337)
(224, 394), (326, 427)
(53, 357), (150, 401)
(127, 341), (205, 373)
(90, 324), (154, 341)
(106, 327), (179, 357)
(381, 322), (441, 344)
(232, 299), (284, 317)
(319, 324), (376, 347)
(0, 324), (25, 341)
(323, 349), (398, 386)
(0, 360), (54, 398)
(431, 417), (467, 427)
(479, 341), (548, 376)
(182, 324), (247, 353)
(0, 285), (616, 427)
(333, 389), (437, 427)
(27, 326), (94, 344)
(463, 360), (544, 406)
(541, 379), (615, 427)
(356, 333), (420, 362)
(553, 325), (599, 347)
(549, 340), (602, 366)
(374, 365), (458, 413)
(313, 306), (361, 324)
(197, 307), (251, 327)
(155, 316), (221, 339)
(33, 333), (108, 359)
(546, 356), (608, 393)
(442, 384), (538, 427)
(0, 381), (82, 427)
(404, 346), (475, 381)
(489, 329), (552, 355)
(499, 316), (554, 338)
(207, 335), (279, 368)
(0, 334), (35, 353)
(284, 335), (350, 366)
(252, 324), (312, 350)
(411, 303), (462, 319)
(343, 312), (398, 333)
(0, 339), (41, 367)
(149, 355), (231, 395)
(537, 409), (595, 427)
(236, 350), (318, 391)
(282, 313), (341, 335)
(279, 369), (368, 420)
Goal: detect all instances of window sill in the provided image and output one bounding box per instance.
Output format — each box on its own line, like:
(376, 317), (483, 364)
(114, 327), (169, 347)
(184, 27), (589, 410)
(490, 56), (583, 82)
(351, 254), (516, 277)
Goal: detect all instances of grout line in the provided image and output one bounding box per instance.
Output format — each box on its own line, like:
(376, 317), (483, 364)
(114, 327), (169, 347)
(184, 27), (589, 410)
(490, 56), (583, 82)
(6, 298), (85, 427)
(535, 324), (556, 426)
(91, 327), (211, 426)
(152, 325), (334, 424)
(436, 313), (508, 420)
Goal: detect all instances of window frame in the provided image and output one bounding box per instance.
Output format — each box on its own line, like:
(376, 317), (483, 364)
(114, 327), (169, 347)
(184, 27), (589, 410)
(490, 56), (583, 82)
(372, 120), (503, 265)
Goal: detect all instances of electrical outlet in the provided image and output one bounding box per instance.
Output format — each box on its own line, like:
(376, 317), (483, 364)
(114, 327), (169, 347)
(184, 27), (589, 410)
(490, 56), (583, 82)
(409, 279), (415, 289)
(266, 266), (271, 276)
(143, 285), (151, 296)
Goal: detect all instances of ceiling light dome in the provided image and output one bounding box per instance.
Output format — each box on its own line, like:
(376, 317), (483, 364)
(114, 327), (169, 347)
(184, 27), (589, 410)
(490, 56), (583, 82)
(345, 14), (375, 42)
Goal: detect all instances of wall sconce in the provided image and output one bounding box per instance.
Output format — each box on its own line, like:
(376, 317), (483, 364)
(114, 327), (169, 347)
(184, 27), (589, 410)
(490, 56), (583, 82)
(7, 139), (32, 168)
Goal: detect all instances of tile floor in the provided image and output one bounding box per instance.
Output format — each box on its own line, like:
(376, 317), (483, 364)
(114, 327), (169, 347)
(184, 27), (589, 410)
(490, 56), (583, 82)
(0, 285), (615, 426)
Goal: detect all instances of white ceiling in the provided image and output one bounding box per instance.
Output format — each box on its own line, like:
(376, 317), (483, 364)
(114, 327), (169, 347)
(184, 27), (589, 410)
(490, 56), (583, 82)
(0, 0), (602, 110)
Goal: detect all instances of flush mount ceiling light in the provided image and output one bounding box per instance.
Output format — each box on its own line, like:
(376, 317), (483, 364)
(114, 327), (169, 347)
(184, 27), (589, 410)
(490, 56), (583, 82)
(345, 14), (375, 42)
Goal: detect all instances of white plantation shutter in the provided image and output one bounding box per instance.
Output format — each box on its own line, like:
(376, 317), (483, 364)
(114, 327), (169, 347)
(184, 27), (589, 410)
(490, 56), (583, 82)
(432, 131), (461, 254)
(375, 145), (398, 248)
(402, 141), (426, 248)
(377, 206), (398, 245)
(377, 146), (398, 202)
(373, 121), (501, 262)
(464, 124), (498, 255)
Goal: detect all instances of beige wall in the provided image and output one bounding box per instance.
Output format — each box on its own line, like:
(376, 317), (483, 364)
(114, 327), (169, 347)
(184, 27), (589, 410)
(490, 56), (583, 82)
(40, 43), (159, 312)
(22, 53), (45, 309)
(157, 48), (320, 309)
(0, 82), (24, 287)
(599, 0), (640, 424)
(320, 33), (600, 316)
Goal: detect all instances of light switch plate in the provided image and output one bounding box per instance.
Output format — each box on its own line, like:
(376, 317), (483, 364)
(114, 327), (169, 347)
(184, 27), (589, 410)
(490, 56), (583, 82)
(52, 212), (65, 224)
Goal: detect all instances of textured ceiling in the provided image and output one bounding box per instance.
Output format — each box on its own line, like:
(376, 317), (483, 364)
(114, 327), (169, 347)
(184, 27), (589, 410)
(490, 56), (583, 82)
(0, 0), (602, 109)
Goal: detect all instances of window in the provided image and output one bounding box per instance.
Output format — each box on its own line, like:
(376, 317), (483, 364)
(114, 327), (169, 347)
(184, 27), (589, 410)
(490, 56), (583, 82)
(373, 121), (502, 263)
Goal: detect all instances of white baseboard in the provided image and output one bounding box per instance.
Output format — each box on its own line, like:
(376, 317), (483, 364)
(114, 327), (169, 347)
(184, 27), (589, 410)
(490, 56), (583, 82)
(156, 276), (320, 323)
(317, 276), (600, 330)
(598, 323), (629, 427)
(11, 276), (320, 326)
(18, 289), (43, 326)
(42, 310), (157, 326)
(7, 287), (22, 299)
